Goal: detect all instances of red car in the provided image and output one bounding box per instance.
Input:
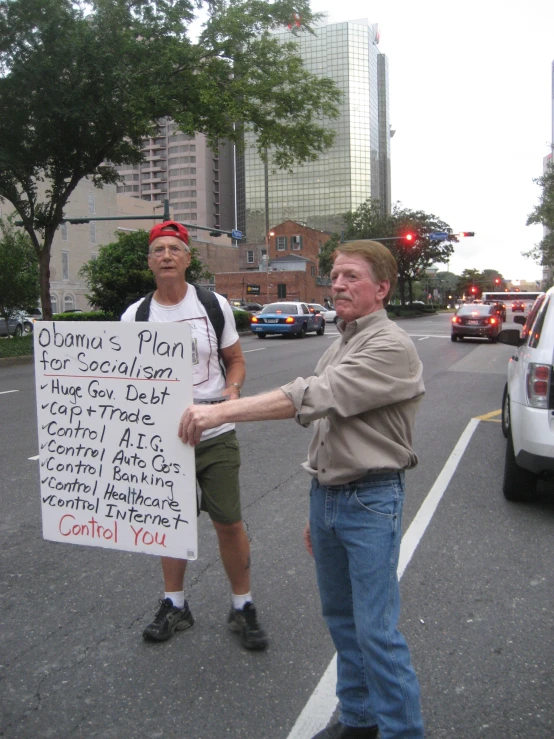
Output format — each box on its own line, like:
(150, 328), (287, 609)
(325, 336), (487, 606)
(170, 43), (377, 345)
(511, 301), (525, 312)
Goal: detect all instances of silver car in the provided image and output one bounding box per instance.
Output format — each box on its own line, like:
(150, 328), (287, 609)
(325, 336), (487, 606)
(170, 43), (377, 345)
(0, 311), (33, 337)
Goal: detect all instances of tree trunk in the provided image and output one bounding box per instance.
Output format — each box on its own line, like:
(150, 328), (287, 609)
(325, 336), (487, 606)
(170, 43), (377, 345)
(38, 241), (53, 321)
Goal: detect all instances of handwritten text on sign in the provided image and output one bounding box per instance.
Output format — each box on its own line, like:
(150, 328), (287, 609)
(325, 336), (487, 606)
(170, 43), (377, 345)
(34, 322), (196, 558)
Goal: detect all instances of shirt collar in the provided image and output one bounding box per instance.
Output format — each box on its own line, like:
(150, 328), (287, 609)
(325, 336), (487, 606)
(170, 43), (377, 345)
(338, 308), (389, 339)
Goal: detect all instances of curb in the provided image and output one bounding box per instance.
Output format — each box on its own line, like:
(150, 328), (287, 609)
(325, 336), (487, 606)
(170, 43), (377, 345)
(0, 355), (34, 367)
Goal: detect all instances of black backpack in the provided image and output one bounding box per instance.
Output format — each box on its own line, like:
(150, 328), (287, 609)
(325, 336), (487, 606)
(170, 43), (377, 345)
(134, 284), (225, 365)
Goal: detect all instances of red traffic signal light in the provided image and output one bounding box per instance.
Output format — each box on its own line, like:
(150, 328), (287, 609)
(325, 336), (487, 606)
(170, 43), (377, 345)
(470, 286), (477, 294)
(494, 278), (501, 285)
(458, 231), (475, 238)
(403, 233), (415, 242)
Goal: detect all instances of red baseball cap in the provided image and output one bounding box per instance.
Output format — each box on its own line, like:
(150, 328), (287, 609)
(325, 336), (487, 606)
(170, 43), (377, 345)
(149, 220), (189, 246)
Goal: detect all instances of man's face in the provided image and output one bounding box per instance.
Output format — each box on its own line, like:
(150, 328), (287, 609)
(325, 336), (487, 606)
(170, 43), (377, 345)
(330, 253), (389, 323)
(147, 235), (191, 283)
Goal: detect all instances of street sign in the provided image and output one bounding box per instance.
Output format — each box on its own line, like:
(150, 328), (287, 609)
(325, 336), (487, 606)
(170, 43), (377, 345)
(231, 229), (243, 240)
(429, 232), (449, 241)
(246, 285), (260, 295)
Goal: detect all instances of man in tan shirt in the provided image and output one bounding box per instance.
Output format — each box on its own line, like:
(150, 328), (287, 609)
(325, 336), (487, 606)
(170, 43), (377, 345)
(179, 241), (425, 739)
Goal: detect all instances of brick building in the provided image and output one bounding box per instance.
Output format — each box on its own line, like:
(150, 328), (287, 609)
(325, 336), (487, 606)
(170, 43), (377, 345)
(215, 221), (333, 305)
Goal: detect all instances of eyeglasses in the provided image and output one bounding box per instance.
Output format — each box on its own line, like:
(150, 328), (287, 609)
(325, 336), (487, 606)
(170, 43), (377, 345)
(150, 245), (188, 258)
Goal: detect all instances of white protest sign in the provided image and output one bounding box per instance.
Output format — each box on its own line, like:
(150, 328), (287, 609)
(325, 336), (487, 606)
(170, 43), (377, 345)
(34, 321), (197, 559)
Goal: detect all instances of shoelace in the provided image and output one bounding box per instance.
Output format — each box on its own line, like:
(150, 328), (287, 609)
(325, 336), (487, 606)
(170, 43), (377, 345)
(153, 598), (174, 622)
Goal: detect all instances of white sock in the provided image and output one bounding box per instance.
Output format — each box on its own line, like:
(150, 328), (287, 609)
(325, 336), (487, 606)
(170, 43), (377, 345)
(232, 592), (253, 610)
(165, 591), (185, 609)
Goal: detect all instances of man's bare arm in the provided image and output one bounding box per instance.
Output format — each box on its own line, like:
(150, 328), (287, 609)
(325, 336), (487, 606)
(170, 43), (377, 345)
(178, 389), (295, 445)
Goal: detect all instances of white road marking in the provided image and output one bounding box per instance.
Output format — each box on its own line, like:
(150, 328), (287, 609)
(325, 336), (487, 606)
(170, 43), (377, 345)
(407, 333), (451, 339)
(0, 390), (19, 395)
(243, 348), (266, 353)
(28, 455), (39, 460)
(286, 417), (481, 739)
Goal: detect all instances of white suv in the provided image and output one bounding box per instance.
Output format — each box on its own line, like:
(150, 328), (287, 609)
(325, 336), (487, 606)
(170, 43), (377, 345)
(499, 286), (554, 500)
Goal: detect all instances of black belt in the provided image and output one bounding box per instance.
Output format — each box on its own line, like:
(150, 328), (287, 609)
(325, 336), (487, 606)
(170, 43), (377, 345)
(194, 398), (229, 405)
(348, 470), (402, 485)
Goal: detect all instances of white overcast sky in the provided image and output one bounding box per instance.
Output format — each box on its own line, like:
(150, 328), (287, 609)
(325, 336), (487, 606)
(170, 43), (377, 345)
(310, 0), (554, 282)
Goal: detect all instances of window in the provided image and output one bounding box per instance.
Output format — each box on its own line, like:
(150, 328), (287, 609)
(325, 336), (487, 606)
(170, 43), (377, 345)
(277, 236), (286, 251)
(311, 266), (316, 276)
(90, 221), (96, 244)
(64, 295), (75, 311)
(51, 295), (59, 314)
(292, 235), (302, 250)
(61, 223), (68, 241)
(88, 193), (95, 215)
(246, 250), (254, 264)
(62, 251), (69, 280)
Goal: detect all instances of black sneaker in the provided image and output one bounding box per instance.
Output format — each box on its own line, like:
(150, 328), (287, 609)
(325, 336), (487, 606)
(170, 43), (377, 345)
(143, 598), (194, 642)
(227, 602), (268, 650)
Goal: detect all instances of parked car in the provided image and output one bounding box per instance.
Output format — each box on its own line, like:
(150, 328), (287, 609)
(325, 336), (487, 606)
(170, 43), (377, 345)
(308, 303), (338, 323)
(451, 303), (503, 342)
(250, 301), (325, 338)
(0, 311), (33, 337)
(511, 300), (525, 312)
(498, 288), (554, 501)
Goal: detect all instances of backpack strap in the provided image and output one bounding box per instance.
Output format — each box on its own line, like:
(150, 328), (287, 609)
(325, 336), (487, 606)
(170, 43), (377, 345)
(133, 285), (225, 366)
(192, 284), (225, 355)
(135, 292), (155, 322)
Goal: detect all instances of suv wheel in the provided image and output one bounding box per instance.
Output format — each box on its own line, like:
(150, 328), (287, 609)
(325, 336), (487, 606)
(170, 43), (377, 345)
(503, 429), (537, 501)
(501, 384), (510, 439)
(316, 321), (325, 336)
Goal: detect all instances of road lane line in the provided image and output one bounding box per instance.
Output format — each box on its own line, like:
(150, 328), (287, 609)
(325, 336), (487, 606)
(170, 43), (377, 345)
(0, 390), (19, 395)
(286, 417), (481, 739)
(243, 348), (266, 353)
(28, 455), (39, 461)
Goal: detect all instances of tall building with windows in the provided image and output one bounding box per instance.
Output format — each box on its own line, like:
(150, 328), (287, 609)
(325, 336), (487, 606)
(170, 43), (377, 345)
(115, 119), (236, 241)
(237, 16), (392, 244)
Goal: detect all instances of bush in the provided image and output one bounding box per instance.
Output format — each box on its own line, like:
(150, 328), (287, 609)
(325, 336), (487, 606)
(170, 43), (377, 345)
(0, 334), (33, 358)
(233, 310), (253, 331)
(52, 311), (116, 321)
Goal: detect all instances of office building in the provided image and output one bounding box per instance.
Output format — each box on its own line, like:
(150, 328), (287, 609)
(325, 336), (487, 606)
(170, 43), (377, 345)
(115, 119), (235, 243)
(237, 16), (392, 244)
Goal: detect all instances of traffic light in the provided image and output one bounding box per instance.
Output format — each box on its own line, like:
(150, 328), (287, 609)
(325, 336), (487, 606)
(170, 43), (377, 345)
(403, 233), (415, 243)
(458, 231), (475, 238)
(494, 278), (501, 285)
(470, 286), (477, 294)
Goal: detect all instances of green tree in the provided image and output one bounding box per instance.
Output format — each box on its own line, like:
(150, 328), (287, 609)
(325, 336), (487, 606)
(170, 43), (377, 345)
(343, 200), (456, 304)
(79, 230), (213, 317)
(0, 217), (40, 336)
(0, 0), (341, 319)
(456, 269), (482, 299)
(318, 232), (341, 277)
(525, 158), (554, 283)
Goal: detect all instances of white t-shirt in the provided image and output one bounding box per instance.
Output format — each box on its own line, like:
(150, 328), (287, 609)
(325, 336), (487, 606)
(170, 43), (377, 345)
(121, 286), (239, 441)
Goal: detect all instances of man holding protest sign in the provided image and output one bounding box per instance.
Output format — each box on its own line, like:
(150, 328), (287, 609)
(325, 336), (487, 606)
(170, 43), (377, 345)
(177, 241), (425, 739)
(121, 221), (268, 650)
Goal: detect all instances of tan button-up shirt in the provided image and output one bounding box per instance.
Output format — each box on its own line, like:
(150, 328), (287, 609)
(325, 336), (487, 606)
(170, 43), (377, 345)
(280, 309), (425, 486)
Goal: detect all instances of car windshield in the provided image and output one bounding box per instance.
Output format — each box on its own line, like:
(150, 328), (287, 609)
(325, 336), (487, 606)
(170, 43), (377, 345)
(457, 305), (492, 316)
(262, 303), (298, 315)
(309, 305), (325, 312)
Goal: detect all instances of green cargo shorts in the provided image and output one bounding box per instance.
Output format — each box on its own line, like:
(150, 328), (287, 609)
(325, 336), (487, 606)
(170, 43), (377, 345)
(195, 430), (242, 524)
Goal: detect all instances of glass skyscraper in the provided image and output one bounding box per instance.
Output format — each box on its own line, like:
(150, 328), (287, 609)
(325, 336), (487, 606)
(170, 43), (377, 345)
(237, 17), (392, 244)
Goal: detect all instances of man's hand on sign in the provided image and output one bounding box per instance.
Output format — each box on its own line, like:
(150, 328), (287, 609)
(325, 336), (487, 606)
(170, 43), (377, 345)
(179, 404), (223, 445)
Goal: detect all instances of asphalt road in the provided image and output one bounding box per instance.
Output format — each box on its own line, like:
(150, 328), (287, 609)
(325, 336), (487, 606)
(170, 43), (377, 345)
(1, 313), (553, 739)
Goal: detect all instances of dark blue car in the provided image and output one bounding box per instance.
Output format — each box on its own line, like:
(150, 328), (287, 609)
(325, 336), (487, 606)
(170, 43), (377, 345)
(250, 301), (325, 339)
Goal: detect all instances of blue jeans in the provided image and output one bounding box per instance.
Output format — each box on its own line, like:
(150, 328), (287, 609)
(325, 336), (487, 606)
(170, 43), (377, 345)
(309, 471), (424, 739)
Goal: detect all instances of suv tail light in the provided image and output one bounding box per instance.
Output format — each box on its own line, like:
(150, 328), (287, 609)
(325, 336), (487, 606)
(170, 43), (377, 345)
(526, 363), (553, 409)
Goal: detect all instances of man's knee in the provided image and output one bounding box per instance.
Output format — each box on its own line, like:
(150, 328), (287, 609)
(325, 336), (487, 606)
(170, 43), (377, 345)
(212, 519), (245, 540)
